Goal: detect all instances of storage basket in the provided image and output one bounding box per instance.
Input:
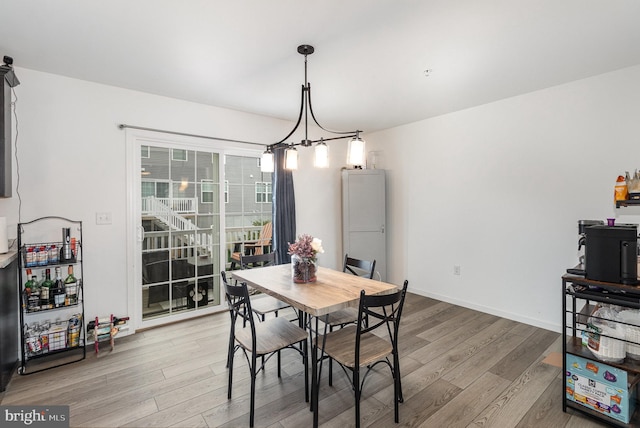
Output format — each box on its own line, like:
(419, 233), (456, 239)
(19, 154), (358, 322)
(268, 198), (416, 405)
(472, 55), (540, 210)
(620, 310), (640, 359)
(587, 306), (626, 363)
(48, 325), (67, 351)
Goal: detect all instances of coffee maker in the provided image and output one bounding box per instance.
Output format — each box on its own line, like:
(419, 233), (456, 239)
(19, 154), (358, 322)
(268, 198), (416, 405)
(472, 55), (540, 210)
(567, 220), (604, 275)
(585, 224), (638, 284)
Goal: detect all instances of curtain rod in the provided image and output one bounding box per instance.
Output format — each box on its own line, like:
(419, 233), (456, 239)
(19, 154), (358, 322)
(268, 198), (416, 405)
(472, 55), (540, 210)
(118, 124), (266, 147)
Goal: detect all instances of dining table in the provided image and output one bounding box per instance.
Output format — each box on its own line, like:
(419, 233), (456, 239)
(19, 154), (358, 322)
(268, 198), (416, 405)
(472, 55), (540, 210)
(231, 263), (399, 427)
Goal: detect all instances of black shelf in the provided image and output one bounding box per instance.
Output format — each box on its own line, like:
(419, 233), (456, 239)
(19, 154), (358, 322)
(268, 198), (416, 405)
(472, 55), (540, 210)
(24, 301), (81, 314)
(563, 275), (640, 426)
(616, 199), (640, 208)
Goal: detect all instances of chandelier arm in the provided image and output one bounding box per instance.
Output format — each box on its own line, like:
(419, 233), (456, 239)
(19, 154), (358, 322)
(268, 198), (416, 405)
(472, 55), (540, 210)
(274, 84), (306, 145)
(309, 134), (358, 144)
(307, 82), (362, 136)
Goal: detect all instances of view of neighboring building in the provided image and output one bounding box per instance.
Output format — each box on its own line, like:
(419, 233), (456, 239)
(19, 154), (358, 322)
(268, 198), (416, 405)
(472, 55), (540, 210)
(140, 146), (272, 319)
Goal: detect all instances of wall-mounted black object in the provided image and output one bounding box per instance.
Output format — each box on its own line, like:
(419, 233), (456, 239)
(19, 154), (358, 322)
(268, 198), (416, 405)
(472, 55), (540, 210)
(586, 224), (638, 285)
(1, 57), (20, 198)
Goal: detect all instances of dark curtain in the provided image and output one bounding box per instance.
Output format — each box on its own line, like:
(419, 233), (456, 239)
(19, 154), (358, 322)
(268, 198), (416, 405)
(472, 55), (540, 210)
(272, 147), (296, 264)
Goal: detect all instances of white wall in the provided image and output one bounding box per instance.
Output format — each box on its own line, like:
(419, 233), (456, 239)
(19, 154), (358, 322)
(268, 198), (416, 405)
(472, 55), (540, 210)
(0, 67), (297, 326)
(4, 64), (640, 336)
(366, 64), (640, 332)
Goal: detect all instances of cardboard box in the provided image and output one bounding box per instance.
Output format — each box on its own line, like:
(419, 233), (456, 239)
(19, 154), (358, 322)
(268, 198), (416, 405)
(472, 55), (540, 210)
(566, 354), (638, 424)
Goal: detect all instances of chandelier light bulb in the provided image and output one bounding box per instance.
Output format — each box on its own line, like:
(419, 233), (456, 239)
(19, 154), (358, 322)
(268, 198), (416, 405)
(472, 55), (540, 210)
(261, 148), (274, 173)
(347, 136), (366, 166)
(285, 145), (299, 170)
(314, 141), (329, 168)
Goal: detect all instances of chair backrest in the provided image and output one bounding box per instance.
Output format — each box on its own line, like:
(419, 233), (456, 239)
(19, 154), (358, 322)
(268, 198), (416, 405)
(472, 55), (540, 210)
(343, 254), (376, 279)
(355, 280), (409, 364)
(221, 271), (257, 347)
(256, 222), (272, 247)
(240, 252), (276, 269)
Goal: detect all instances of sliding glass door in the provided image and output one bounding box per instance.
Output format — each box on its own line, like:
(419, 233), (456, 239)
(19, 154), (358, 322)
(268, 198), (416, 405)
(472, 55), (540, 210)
(127, 129), (267, 329)
(140, 145), (221, 321)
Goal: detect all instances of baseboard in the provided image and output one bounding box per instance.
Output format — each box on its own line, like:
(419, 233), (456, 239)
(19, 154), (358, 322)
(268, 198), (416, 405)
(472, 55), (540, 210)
(409, 288), (561, 333)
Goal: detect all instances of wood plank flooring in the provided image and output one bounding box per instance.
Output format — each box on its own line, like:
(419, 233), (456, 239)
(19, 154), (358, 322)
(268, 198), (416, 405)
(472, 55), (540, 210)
(0, 292), (609, 427)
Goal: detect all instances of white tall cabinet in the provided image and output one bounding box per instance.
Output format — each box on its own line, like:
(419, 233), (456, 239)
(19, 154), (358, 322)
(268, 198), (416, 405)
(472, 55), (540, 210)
(341, 169), (386, 281)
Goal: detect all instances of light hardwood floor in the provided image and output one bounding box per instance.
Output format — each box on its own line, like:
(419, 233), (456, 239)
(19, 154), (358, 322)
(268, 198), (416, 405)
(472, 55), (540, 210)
(0, 293), (609, 427)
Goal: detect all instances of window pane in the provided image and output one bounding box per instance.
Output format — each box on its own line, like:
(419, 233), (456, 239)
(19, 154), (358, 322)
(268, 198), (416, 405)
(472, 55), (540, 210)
(157, 182), (169, 198)
(172, 149), (187, 161)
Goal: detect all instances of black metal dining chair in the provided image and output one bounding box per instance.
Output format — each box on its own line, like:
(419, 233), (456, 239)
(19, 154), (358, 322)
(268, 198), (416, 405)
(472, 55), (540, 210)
(239, 252), (292, 321)
(325, 254), (376, 384)
(316, 280), (408, 428)
(326, 255), (376, 328)
(224, 275), (309, 427)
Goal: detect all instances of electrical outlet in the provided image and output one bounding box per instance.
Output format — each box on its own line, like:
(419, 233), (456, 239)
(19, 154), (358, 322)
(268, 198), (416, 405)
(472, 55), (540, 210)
(96, 212), (112, 225)
(453, 265), (461, 275)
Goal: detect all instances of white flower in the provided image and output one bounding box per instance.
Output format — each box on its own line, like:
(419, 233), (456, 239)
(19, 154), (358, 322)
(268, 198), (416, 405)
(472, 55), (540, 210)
(311, 238), (324, 254)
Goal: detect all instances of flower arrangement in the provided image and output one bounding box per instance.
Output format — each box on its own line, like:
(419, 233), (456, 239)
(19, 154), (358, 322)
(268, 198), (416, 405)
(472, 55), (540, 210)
(288, 234), (324, 283)
(288, 234), (324, 261)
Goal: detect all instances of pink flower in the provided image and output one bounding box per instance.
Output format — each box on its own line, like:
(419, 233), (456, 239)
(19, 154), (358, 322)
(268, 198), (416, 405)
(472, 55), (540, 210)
(288, 234), (324, 260)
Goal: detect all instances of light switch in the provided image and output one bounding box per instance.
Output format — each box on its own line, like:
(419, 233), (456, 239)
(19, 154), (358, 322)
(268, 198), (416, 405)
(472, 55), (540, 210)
(96, 212), (112, 225)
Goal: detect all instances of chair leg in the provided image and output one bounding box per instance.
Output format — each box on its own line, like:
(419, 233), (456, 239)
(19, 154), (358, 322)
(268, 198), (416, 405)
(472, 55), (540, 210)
(227, 342), (234, 399)
(354, 367), (361, 428)
(328, 324), (334, 386)
(394, 354), (400, 422)
(261, 314), (266, 367)
(277, 350), (281, 377)
(394, 349), (404, 403)
(226, 325), (235, 369)
(303, 339), (309, 403)
(250, 353), (257, 427)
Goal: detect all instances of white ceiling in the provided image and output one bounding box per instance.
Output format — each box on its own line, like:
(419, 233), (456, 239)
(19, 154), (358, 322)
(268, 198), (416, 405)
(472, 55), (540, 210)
(2, 0), (640, 134)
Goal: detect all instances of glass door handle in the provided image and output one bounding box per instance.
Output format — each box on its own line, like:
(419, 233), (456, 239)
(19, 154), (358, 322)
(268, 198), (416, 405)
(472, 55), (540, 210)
(136, 225), (145, 242)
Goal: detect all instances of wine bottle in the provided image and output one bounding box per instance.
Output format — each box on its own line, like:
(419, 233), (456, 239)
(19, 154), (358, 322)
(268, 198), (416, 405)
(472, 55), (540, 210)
(53, 267), (66, 308)
(40, 268), (53, 309)
(113, 316), (130, 326)
(64, 265), (77, 305)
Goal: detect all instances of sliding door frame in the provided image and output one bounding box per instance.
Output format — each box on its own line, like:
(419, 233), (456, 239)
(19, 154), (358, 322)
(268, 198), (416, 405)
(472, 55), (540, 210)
(125, 128), (261, 332)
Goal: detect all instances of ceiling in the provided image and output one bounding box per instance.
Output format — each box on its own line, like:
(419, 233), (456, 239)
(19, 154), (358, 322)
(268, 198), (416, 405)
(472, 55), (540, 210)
(2, 0), (640, 134)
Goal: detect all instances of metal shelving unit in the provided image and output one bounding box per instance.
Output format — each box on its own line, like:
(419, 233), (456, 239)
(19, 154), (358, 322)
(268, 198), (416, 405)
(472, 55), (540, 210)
(17, 216), (85, 375)
(563, 274), (640, 426)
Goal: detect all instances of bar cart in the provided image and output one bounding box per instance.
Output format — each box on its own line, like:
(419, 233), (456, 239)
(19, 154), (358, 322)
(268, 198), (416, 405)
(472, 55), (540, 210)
(17, 216), (85, 374)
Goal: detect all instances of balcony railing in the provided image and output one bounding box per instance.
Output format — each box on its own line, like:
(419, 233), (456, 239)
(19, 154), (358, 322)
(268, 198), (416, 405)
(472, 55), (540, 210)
(142, 197), (197, 214)
(142, 196), (269, 265)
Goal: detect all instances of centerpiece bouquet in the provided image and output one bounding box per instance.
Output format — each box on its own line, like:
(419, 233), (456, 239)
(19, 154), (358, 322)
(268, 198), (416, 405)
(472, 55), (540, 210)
(288, 234), (324, 283)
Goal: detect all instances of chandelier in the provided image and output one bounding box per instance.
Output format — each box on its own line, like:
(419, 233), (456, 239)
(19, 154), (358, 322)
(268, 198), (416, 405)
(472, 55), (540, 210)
(260, 45), (366, 172)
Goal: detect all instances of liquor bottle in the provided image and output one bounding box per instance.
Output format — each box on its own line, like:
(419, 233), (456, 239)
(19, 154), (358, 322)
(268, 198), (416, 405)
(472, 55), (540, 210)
(28, 274), (40, 311)
(64, 265), (77, 305)
(38, 270), (46, 289)
(53, 267), (65, 308)
(24, 268), (34, 294)
(40, 268), (53, 308)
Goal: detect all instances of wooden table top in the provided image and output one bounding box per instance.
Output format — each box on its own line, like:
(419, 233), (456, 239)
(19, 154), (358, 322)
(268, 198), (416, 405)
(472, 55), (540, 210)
(231, 264), (398, 317)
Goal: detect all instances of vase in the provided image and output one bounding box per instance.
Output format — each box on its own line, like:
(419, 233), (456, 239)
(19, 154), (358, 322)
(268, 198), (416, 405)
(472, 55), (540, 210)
(291, 254), (317, 283)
